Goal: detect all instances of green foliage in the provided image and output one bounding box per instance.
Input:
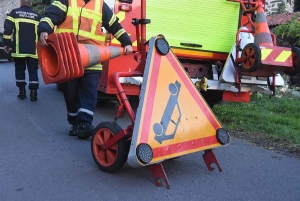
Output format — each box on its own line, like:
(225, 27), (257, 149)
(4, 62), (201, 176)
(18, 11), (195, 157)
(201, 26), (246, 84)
(274, 14), (300, 47)
(213, 93), (300, 145)
(31, 0), (45, 16)
(277, 0), (286, 14)
(31, 0), (55, 16)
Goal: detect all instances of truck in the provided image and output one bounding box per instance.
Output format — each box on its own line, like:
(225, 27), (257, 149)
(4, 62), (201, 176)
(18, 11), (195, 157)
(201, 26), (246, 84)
(97, 0), (296, 107)
(44, 0), (296, 106)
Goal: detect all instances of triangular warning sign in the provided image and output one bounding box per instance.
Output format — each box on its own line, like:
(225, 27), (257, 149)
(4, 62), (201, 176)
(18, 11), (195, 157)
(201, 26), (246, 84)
(127, 35), (229, 168)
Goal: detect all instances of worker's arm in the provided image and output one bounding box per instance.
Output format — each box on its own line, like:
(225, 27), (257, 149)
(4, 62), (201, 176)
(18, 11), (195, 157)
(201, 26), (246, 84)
(3, 10), (15, 48)
(102, 2), (132, 49)
(38, 0), (68, 46)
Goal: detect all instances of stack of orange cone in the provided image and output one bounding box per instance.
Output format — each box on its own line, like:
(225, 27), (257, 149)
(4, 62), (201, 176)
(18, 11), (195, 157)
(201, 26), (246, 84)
(37, 32), (125, 84)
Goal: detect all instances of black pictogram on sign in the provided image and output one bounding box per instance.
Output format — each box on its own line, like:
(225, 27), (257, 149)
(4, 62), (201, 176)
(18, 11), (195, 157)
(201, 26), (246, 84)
(153, 81), (182, 144)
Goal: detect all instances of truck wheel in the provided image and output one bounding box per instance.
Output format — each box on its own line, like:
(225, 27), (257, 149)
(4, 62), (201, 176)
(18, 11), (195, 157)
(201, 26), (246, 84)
(241, 43), (261, 72)
(91, 122), (130, 173)
(285, 47), (300, 76)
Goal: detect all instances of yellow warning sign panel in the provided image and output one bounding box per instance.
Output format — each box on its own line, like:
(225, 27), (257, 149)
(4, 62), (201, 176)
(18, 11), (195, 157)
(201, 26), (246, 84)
(127, 36), (229, 168)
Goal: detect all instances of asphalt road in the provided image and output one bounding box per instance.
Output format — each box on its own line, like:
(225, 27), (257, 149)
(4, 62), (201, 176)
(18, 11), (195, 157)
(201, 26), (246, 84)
(0, 61), (300, 201)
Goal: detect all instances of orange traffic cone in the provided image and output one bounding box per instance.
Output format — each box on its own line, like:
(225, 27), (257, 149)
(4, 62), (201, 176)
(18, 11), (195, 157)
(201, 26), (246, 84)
(78, 43), (125, 69)
(37, 32), (125, 84)
(254, 1), (273, 47)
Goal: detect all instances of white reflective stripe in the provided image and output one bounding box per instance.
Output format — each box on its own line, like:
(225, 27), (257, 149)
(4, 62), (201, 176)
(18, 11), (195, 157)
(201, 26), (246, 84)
(29, 81), (39, 84)
(67, 112), (78, 116)
(78, 108), (94, 115)
(16, 80), (26, 82)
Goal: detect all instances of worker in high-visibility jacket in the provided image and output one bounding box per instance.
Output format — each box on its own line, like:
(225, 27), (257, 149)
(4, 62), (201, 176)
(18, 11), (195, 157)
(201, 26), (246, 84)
(38, 0), (133, 139)
(3, 0), (40, 101)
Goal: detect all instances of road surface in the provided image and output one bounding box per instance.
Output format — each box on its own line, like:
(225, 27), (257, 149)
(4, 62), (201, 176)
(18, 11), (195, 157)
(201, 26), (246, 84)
(0, 61), (299, 201)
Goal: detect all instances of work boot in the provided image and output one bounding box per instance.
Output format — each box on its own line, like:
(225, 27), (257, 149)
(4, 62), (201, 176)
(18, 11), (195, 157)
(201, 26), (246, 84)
(17, 86), (26, 99)
(69, 124), (79, 136)
(30, 89), (37, 101)
(76, 122), (94, 139)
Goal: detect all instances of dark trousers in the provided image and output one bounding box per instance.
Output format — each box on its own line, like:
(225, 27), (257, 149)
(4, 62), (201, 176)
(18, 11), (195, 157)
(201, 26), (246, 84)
(14, 57), (39, 90)
(60, 70), (101, 125)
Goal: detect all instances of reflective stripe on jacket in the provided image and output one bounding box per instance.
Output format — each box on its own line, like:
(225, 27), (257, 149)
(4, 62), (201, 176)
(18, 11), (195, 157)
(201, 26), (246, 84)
(56, 0), (106, 46)
(38, 0), (132, 71)
(3, 5), (40, 59)
(56, 0), (105, 70)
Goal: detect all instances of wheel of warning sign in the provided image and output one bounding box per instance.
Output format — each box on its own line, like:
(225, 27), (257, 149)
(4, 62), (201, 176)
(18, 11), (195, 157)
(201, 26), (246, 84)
(91, 122), (130, 173)
(285, 47), (300, 76)
(240, 43), (261, 72)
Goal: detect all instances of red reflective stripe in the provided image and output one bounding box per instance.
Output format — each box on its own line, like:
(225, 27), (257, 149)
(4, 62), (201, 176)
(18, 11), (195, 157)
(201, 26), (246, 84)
(140, 52), (161, 143)
(152, 135), (218, 158)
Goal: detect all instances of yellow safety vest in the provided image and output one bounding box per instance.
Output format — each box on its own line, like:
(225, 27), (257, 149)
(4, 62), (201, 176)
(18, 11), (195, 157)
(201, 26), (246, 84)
(56, 0), (105, 70)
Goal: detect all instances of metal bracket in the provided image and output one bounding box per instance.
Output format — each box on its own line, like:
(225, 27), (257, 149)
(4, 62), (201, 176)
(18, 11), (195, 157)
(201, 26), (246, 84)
(149, 163), (170, 189)
(113, 95), (125, 122)
(132, 18), (151, 26)
(251, 85), (273, 95)
(202, 149), (222, 172)
(212, 65), (219, 81)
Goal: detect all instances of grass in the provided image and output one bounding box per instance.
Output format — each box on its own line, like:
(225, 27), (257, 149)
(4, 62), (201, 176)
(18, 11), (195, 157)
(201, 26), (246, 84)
(212, 92), (300, 146)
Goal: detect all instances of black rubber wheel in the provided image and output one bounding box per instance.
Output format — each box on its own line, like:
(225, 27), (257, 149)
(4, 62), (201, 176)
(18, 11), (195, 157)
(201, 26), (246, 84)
(241, 43), (261, 72)
(91, 122), (130, 173)
(285, 47), (300, 76)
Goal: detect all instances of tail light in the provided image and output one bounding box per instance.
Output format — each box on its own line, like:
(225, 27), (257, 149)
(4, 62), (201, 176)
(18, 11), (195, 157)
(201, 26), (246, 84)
(119, 3), (132, 12)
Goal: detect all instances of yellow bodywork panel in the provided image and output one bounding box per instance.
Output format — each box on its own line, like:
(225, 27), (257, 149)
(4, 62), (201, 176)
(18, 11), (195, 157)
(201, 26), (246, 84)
(146, 0), (240, 53)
